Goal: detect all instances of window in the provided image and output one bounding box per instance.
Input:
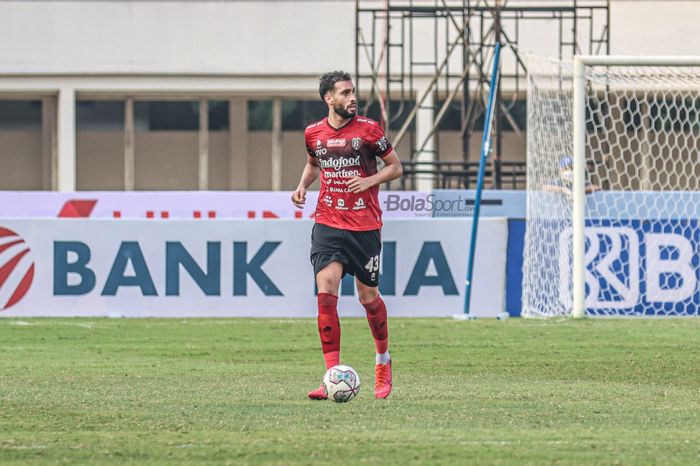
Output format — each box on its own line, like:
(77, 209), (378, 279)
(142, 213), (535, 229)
(0, 100), (41, 130)
(247, 99), (417, 131)
(208, 100), (229, 131)
(359, 100), (415, 130)
(282, 100), (327, 130)
(248, 100), (272, 131)
(77, 101), (124, 131)
(135, 101), (199, 131)
(437, 98), (526, 131)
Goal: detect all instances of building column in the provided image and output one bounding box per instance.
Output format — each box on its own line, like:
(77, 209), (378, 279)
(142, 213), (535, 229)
(41, 96), (57, 190)
(415, 88), (435, 191)
(229, 98), (249, 189)
(57, 87), (76, 191)
(198, 98), (209, 190)
(124, 98), (135, 191)
(271, 97), (283, 191)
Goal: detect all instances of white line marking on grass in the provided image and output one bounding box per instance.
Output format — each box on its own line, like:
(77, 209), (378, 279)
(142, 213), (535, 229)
(2, 444), (48, 450)
(183, 319), (310, 326)
(73, 323), (94, 329)
(5, 320), (36, 326)
(46, 322), (95, 329)
(459, 440), (520, 445)
(252, 319), (310, 324)
(3, 321), (95, 329)
(458, 439), (694, 446)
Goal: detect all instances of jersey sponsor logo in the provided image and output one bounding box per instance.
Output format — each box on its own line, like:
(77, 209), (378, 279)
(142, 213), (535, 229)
(324, 169), (360, 179)
(327, 138), (346, 148)
(376, 136), (389, 152)
(323, 195), (333, 207)
(357, 117), (375, 125)
(319, 155), (361, 171)
(352, 137), (362, 151)
(335, 199), (349, 210)
(329, 186), (352, 193)
(314, 140), (327, 157)
(352, 198), (366, 211)
(0, 227), (35, 310)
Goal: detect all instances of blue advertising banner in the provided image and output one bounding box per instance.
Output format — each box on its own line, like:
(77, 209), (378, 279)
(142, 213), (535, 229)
(505, 219), (526, 317)
(575, 219), (700, 316)
(509, 217), (700, 318)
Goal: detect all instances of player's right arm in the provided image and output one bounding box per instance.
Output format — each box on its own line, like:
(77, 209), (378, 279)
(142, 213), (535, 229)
(291, 155), (320, 209)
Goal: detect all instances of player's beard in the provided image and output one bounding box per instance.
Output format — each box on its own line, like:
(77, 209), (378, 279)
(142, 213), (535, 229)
(334, 104), (356, 119)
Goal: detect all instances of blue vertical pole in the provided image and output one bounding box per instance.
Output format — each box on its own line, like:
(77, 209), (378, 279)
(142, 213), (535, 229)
(463, 42), (502, 316)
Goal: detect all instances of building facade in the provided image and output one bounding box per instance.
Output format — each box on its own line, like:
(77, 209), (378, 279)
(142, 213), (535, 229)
(0, 0), (696, 191)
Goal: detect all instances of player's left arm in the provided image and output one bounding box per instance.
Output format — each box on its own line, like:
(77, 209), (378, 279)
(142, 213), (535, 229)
(585, 182), (601, 194)
(347, 150), (403, 194)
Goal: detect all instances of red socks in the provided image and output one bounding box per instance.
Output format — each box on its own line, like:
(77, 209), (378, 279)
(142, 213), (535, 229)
(363, 296), (388, 354)
(317, 293), (389, 369)
(317, 293), (340, 369)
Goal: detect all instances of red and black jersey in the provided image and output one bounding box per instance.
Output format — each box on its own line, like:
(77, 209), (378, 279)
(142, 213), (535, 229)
(304, 116), (393, 231)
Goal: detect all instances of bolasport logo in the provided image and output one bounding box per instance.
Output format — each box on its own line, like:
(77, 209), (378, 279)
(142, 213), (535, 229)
(383, 194), (472, 217)
(0, 227), (35, 311)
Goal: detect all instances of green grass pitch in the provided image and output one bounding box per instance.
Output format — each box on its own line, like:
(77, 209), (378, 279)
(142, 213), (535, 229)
(1, 317), (700, 465)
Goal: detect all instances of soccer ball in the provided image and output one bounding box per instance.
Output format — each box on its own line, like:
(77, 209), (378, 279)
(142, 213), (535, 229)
(323, 365), (360, 403)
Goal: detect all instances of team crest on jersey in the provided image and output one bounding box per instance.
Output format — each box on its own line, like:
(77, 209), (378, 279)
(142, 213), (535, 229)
(351, 137), (362, 151)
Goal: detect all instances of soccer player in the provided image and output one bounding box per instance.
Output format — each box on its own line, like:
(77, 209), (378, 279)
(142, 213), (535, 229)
(291, 70), (403, 400)
(542, 155), (600, 200)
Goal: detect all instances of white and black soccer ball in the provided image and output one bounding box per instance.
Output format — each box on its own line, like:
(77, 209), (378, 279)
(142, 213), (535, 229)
(323, 365), (360, 403)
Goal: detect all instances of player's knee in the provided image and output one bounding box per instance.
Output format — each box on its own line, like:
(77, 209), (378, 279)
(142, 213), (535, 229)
(317, 283), (337, 294)
(357, 285), (379, 305)
(316, 275), (340, 294)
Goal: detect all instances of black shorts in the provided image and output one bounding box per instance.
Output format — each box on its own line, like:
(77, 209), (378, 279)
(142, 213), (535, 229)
(310, 223), (381, 287)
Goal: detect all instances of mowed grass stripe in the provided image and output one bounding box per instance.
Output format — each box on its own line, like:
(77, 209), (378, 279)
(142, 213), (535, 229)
(1, 318), (699, 465)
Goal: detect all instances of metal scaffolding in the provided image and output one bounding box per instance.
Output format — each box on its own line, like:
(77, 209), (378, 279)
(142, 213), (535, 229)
(355, 0), (610, 189)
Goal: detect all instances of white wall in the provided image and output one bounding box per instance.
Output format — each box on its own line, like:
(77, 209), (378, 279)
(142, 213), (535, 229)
(0, 1), (696, 79)
(610, 1), (700, 55)
(0, 1), (695, 191)
(0, 0), (355, 75)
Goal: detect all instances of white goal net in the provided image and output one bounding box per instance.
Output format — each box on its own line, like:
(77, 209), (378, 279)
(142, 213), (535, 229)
(523, 55), (700, 317)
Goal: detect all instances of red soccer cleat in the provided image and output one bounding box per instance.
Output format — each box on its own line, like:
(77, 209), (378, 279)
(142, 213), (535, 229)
(307, 383), (328, 400)
(374, 360), (393, 399)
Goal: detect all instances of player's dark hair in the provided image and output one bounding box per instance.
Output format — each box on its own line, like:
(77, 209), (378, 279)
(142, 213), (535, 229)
(319, 70), (352, 101)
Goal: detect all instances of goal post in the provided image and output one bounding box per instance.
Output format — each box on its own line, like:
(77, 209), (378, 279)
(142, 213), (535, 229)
(524, 54), (700, 318)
